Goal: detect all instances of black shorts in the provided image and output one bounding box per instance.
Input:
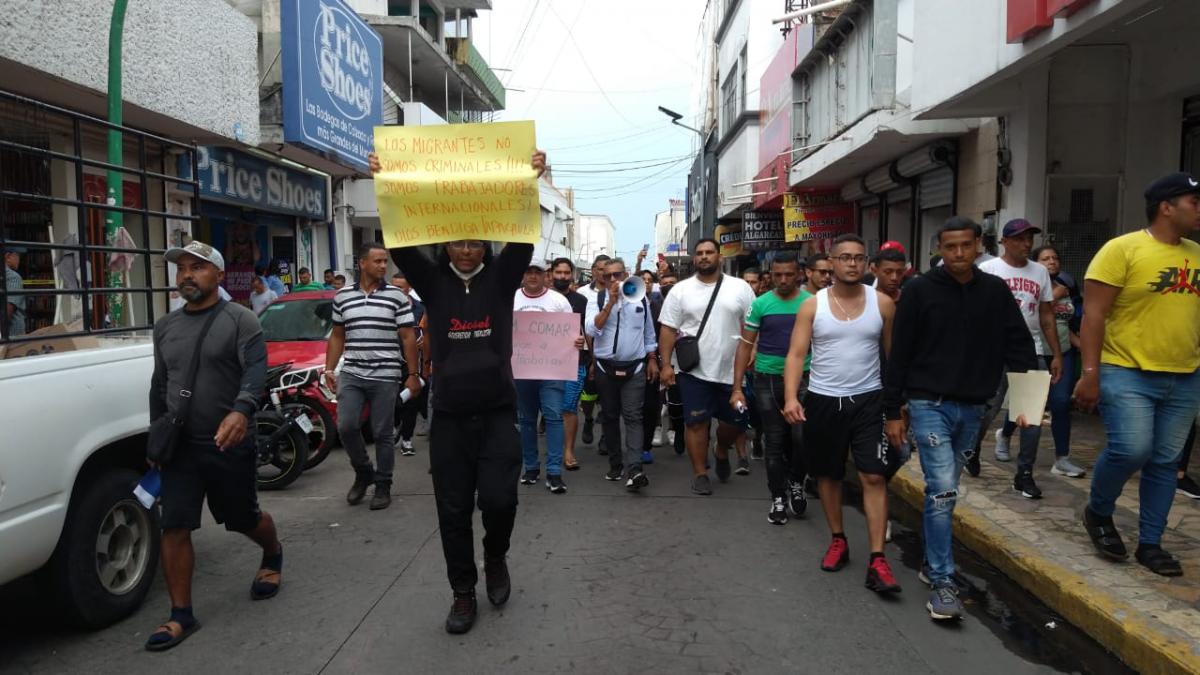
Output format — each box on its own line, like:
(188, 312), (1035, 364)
(160, 438), (261, 532)
(803, 390), (888, 480)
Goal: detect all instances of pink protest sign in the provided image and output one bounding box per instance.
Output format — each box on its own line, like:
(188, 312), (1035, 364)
(511, 311), (580, 381)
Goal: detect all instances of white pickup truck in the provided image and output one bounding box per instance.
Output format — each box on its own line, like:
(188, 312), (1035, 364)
(0, 336), (160, 627)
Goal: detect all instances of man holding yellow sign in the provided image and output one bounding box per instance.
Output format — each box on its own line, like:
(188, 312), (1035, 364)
(368, 131), (545, 636)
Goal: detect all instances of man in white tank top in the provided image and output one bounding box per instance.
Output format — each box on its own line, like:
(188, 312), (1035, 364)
(783, 234), (901, 595)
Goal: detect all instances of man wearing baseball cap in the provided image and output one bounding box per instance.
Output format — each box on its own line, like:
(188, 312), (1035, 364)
(146, 240), (282, 650)
(1076, 172), (1200, 576)
(3, 245), (27, 338)
(977, 218), (1062, 500)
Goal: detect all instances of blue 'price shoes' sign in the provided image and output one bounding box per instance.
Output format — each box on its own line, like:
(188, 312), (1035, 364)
(281, 0), (383, 172)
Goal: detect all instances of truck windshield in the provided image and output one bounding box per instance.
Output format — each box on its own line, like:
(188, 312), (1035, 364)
(259, 299), (333, 341)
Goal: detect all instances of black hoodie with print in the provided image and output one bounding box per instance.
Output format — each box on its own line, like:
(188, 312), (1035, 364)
(883, 264), (1037, 420)
(392, 243), (532, 413)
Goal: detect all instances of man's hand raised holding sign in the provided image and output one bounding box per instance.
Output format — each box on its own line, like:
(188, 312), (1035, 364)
(368, 142), (547, 636)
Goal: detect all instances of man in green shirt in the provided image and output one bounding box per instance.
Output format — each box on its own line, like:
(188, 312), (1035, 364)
(731, 252), (811, 524)
(291, 267), (326, 292)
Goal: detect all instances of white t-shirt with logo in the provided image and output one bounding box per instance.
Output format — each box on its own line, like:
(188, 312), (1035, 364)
(659, 274), (757, 385)
(979, 257), (1054, 355)
(513, 287), (572, 313)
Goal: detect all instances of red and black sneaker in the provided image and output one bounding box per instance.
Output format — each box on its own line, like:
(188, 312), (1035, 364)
(865, 556), (902, 593)
(821, 536), (849, 572)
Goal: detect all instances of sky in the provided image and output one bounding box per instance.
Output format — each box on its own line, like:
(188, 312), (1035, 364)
(472, 0), (704, 263)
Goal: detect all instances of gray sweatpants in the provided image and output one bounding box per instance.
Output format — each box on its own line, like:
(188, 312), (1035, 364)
(337, 372), (399, 486)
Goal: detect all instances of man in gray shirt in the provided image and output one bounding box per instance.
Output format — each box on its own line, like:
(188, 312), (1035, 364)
(4, 245), (26, 338)
(145, 240), (281, 652)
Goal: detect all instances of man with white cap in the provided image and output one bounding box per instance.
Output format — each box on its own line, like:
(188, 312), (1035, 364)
(145, 240), (281, 651)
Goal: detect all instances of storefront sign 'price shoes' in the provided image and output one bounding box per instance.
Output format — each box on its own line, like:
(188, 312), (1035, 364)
(373, 121), (541, 247)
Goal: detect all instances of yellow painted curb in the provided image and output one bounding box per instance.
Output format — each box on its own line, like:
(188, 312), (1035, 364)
(889, 467), (1200, 675)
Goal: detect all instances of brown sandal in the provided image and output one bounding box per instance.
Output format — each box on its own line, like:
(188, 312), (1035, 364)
(145, 619), (201, 651)
(251, 567), (282, 600)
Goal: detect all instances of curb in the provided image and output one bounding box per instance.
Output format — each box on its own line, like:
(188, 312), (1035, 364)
(888, 464), (1200, 675)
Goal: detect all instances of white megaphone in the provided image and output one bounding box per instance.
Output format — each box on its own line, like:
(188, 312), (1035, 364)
(621, 275), (647, 304)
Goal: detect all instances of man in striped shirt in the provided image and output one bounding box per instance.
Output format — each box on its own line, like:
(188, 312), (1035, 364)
(324, 242), (420, 510)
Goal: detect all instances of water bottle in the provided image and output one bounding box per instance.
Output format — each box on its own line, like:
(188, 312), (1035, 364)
(133, 467), (161, 509)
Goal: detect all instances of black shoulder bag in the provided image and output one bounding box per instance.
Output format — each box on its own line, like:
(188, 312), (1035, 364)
(147, 302), (224, 465)
(674, 274), (723, 373)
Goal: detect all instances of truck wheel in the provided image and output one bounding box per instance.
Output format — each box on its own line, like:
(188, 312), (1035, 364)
(43, 468), (160, 628)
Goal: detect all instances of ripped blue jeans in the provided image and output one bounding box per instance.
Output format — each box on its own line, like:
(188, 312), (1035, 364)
(909, 398), (986, 587)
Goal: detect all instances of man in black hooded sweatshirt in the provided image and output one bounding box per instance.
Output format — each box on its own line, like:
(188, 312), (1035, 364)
(883, 216), (1037, 622)
(369, 150), (546, 634)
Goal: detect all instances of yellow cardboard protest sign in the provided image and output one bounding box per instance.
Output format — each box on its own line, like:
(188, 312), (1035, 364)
(373, 121), (539, 247)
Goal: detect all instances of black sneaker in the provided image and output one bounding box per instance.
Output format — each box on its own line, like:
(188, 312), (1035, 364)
(787, 480), (808, 518)
(735, 457), (750, 475)
(445, 591), (478, 634)
(1083, 506), (1128, 560)
(625, 472), (649, 492)
(604, 467), (624, 482)
(582, 418), (594, 444)
(715, 456), (732, 482)
(768, 497), (788, 525)
(1013, 471), (1042, 499)
(965, 451), (981, 478)
(1178, 474), (1200, 499)
(484, 556), (511, 606)
(520, 470), (539, 485)
(546, 475), (567, 494)
(691, 474), (713, 495)
(598, 434), (608, 455)
(369, 484), (391, 510)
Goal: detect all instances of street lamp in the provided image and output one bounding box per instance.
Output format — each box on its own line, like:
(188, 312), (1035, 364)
(659, 106), (706, 251)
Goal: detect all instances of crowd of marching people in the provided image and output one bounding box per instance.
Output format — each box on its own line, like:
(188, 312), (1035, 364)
(143, 149), (1200, 648)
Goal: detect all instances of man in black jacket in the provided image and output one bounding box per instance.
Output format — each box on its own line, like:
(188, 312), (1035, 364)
(369, 150), (545, 635)
(883, 217), (1036, 622)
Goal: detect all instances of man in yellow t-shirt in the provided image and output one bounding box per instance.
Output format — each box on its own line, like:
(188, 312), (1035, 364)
(1076, 172), (1200, 578)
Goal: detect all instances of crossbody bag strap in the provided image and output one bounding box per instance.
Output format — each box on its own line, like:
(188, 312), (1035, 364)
(174, 301), (225, 422)
(694, 274), (724, 340)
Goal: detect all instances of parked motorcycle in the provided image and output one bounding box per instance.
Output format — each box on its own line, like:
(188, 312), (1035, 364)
(272, 364), (338, 470)
(256, 363), (312, 490)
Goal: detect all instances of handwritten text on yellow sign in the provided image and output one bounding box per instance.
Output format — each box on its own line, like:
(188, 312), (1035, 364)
(374, 121), (539, 247)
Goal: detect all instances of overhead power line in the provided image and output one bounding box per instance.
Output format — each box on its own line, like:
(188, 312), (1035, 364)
(546, 2), (636, 126)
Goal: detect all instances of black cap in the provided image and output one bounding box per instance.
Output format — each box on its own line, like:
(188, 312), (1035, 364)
(1144, 172), (1200, 205)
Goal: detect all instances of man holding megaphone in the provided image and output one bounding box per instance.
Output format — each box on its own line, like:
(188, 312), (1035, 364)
(586, 257), (659, 492)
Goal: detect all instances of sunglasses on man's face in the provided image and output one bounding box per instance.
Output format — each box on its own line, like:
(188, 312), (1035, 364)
(604, 271), (628, 280)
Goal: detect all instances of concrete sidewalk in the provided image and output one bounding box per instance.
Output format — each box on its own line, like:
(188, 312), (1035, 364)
(888, 412), (1200, 675)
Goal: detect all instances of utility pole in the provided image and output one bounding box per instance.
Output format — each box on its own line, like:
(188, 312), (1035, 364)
(106, 0), (129, 326)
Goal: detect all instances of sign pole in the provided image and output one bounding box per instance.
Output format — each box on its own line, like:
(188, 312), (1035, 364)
(105, 0), (129, 326)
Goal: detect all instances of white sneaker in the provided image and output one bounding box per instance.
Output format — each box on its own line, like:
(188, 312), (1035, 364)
(652, 429), (663, 447)
(667, 430), (675, 446)
(994, 429), (1012, 462)
(1051, 457), (1086, 478)
(400, 439), (415, 456)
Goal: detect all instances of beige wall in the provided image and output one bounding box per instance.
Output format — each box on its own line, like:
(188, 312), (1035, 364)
(955, 120), (999, 223)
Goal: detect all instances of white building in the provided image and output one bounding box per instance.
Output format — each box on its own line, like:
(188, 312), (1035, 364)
(654, 199), (688, 261)
(535, 180), (576, 265)
(575, 214), (616, 272)
(912, 0), (1200, 281)
(687, 0), (785, 256)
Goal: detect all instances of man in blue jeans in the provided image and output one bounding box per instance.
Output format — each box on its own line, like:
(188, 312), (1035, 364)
(885, 217), (1037, 620)
(1076, 172), (1200, 577)
(513, 260), (583, 494)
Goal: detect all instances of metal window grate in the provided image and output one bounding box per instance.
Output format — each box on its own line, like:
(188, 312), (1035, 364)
(0, 89), (200, 344)
(1069, 188), (1094, 224)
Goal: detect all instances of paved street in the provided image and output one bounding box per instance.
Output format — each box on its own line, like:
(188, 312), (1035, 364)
(0, 430), (1115, 675)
